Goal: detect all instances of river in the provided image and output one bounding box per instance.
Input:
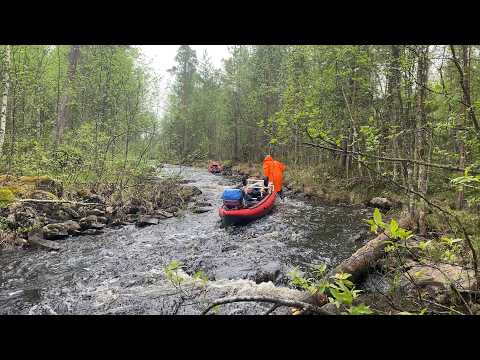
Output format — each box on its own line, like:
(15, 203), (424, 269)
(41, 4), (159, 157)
(0, 165), (372, 314)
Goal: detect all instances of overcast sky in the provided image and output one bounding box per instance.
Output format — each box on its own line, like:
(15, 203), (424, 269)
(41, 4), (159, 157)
(136, 45), (231, 115)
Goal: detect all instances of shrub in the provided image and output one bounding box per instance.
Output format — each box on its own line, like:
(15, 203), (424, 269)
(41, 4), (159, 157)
(0, 187), (15, 207)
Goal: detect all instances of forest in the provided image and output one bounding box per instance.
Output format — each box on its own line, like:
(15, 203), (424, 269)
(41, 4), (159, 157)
(1, 45), (480, 315)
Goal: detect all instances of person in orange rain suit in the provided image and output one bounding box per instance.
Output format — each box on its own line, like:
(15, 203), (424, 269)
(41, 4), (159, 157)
(263, 155), (286, 199)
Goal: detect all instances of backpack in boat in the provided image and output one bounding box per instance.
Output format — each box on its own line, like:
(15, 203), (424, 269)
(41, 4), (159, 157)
(221, 188), (243, 209)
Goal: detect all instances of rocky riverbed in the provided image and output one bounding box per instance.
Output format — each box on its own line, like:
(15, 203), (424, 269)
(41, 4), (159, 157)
(0, 165), (373, 314)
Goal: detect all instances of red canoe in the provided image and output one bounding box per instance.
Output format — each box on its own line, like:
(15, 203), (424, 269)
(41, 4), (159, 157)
(208, 161), (223, 173)
(219, 190), (277, 224)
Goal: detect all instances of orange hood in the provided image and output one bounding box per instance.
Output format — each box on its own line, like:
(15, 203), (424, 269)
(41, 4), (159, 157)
(264, 155), (273, 162)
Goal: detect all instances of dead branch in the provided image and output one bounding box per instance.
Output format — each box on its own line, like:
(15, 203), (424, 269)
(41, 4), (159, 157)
(202, 296), (332, 315)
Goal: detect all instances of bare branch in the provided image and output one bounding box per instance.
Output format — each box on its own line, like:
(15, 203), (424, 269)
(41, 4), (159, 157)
(202, 296), (332, 315)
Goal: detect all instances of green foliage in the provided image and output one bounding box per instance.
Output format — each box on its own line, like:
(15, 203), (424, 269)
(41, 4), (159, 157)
(0, 188), (15, 208)
(347, 304), (374, 315)
(0, 45), (161, 192)
(164, 260), (185, 286)
(365, 209), (413, 254)
(0, 217), (9, 231)
(288, 264), (373, 315)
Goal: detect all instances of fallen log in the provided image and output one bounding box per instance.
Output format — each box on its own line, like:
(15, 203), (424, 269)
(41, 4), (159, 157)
(335, 216), (412, 282)
(19, 199), (105, 206)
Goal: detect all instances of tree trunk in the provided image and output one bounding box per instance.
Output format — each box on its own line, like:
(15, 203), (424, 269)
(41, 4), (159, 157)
(450, 45), (480, 134)
(335, 216), (412, 282)
(455, 45), (471, 210)
(0, 45), (11, 157)
(415, 45), (430, 235)
(54, 45), (80, 145)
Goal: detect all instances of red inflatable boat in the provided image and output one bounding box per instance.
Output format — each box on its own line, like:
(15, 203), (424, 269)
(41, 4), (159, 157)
(208, 161), (223, 174)
(219, 183), (277, 224)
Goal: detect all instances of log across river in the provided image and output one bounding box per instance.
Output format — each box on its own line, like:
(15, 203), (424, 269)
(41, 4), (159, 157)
(0, 165), (373, 314)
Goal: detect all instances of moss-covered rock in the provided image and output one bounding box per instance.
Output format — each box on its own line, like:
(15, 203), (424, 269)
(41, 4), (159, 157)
(0, 187), (15, 207)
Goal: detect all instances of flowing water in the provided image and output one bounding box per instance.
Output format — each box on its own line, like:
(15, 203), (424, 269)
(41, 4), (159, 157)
(0, 165), (372, 314)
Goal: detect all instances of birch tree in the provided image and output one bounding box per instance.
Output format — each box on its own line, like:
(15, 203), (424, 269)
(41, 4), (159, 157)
(0, 45), (11, 156)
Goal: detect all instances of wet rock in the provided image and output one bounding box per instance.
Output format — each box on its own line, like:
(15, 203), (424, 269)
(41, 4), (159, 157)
(180, 186), (202, 199)
(7, 205), (42, 230)
(42, 223), (69, 240)
(254, 261), (282, 284)
(319, 302), (342, 315)
(165, 206), (179, 214)
(87, 208), (105, 217)
(85, 194), (105, 204)
(81, 228), (104, 235)
(154, 210), (174, 218)
(125, 214), (138, 223)
(195, 201), (212, 207)
(221, 244), (239, 252)
(79, 215), (106, 230)
(191, 207), (212, 214)
(97, 216), (108, 224)
(110, 219), (127, 227)
(405, 263), (476, 291)
(38, 203), (80, 221)
(28, 231), (62, 251)
(348, 229), (371, 244)
(125, 205), (146, 215)
(62, 220), (81, 234)
(367, 197), (393, 210)
(136, 216), (159, 227)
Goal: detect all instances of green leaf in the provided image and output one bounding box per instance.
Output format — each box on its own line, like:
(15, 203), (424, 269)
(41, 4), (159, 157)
(347, 304), (373, 315)
(389, 219), (398, 236)
(373, 208), (383, 227)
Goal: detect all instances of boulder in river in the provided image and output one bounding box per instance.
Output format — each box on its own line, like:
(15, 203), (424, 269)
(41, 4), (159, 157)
(62, 220), (81, 234)
(165, 206), (179, 214)
(154, 209), (174, 218)
(81, 228), (104, 235)
(348, 229), (371, 244)
(86, 208), (105, 217)
(28, 231), (62, 250)
(180, 186), (202, 199)
(96, 216), (108, 224)
(79, 215), (106, 230)
(191, 207), (212, 214)
(254, 261), (283, 284)
(221, 244), (239, 252)
(195, 201), (212, 207)
(136, 215), (159, 227)
(367, 197), (394, 210)
(125, 214), (139, 223)
(42, 223), (69, 240)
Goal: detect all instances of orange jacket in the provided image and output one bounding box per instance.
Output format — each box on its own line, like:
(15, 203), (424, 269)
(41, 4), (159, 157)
(263, 156), (286, 193)
(263, 155), (274, 180)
